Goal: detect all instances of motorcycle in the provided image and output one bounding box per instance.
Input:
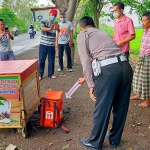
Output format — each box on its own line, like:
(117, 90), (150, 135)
(14, 30), (18, 36)
(28, 29), (35, 39)
(29, 32), (35, 39)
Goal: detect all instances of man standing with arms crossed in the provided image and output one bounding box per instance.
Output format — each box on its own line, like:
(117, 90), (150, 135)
(38, 9), (59, 81)
(56, 13), (73, 72)
(113, 2), (135, 59)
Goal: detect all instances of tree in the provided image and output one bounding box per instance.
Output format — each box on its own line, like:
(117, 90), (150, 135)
(52, 0), (78, 21)
(75, 0), (104, 28)
(0, 8), (17, 27)
(0, 8), (27, 33)
(92, 0), (104, 28)
(76, 0), (150, 29)
(52, 0), (68, 13)
(76, 0), (103, 28)
(66, 0), (78, 21)
(2, 0), (38, 27)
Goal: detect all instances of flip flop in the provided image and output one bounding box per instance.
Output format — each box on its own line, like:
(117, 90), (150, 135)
(130, 95), (141, 100)
(50, 75), (56, 79)
(39, 77), (42, 81)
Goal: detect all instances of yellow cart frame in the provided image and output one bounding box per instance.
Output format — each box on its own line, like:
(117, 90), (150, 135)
(0, 60), (40, 138)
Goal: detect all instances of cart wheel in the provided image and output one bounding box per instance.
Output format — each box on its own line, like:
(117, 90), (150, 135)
(22, 127), (27, 138)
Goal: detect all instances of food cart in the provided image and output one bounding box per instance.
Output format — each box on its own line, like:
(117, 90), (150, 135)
(0, 59), (41, 137)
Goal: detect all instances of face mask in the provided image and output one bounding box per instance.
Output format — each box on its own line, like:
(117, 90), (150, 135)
(50, 16), (56, 21)
(113, 12), (120, 18)
(60, 18), (66, 23)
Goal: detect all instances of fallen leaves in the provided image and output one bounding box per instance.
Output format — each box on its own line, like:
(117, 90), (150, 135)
(61, 144), (69, 149)
(136, 122), (143, 126)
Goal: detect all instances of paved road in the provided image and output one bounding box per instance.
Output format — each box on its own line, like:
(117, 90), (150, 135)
(11, 32), (41, 55)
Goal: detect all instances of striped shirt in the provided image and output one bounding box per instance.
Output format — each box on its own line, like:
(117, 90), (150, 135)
(40, 20), (56, 46)
(140, 28), (150, 55)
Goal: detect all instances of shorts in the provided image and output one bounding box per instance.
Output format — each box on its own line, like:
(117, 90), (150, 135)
(0, 51), (15, 61)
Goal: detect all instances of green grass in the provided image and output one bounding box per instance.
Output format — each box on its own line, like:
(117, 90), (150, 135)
(100, 23), (114, 36)
(74, 28), (80, 50)
(101, 24), (143, 62)
(130, 29), (143, 53)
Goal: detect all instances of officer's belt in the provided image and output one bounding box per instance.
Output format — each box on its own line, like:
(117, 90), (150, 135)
(100, 55), (127, 67)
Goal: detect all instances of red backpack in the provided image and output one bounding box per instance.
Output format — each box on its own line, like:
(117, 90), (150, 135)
(39, 90), (69, 133)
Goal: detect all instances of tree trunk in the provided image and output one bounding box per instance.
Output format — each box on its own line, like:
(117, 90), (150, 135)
(66, 0), (78, 66)
(94, 11), (100, 28)
(66, 0), (78, 21)
(93, 1), (102, 29)
(52, 0), (68, 13)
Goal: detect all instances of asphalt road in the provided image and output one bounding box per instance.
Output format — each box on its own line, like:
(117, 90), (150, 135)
(11, 32), (41, 55)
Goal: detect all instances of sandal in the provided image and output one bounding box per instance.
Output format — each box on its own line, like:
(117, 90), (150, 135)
(130, 95), (140, 100)
(50, 75), (56, 79)
(39, 77), (42, 81)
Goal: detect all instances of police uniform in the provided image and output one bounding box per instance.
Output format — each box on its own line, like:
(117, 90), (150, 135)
(77, 27), (133, 149)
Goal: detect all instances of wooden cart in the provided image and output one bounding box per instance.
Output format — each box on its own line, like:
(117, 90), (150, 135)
(0, 59), (41, 137)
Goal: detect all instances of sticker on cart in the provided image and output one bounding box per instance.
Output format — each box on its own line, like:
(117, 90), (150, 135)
(0, 76), (21, 127)
(0, 99), (11, 123)
(0, 76), (19, 99)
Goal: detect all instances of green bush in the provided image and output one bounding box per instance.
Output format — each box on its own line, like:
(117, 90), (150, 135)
(19, 28), (28, 34)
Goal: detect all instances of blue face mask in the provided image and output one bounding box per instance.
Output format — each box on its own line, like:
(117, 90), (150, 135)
(50, 16), (56, 21)
(60, 18), (66, 23)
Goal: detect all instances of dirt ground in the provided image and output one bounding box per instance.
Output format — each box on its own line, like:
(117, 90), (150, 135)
(0, 45), (150, 150)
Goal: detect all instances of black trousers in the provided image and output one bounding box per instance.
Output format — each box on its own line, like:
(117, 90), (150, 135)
(58, 42), (72, 69)
(87, 61), (133, 149)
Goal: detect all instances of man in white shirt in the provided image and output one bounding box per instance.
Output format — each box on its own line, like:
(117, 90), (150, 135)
(56, 13), (73, 72)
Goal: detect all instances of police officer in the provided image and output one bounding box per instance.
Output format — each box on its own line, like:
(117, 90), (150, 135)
(77, 16), (133, 150)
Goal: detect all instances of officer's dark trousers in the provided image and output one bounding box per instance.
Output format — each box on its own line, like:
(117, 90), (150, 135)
(38, 44), (55, 77)
(88, 61), (133, 149)
(58, 42), (72, 69)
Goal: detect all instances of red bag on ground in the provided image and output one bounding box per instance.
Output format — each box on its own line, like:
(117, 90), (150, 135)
(40, 90), (63, 128)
